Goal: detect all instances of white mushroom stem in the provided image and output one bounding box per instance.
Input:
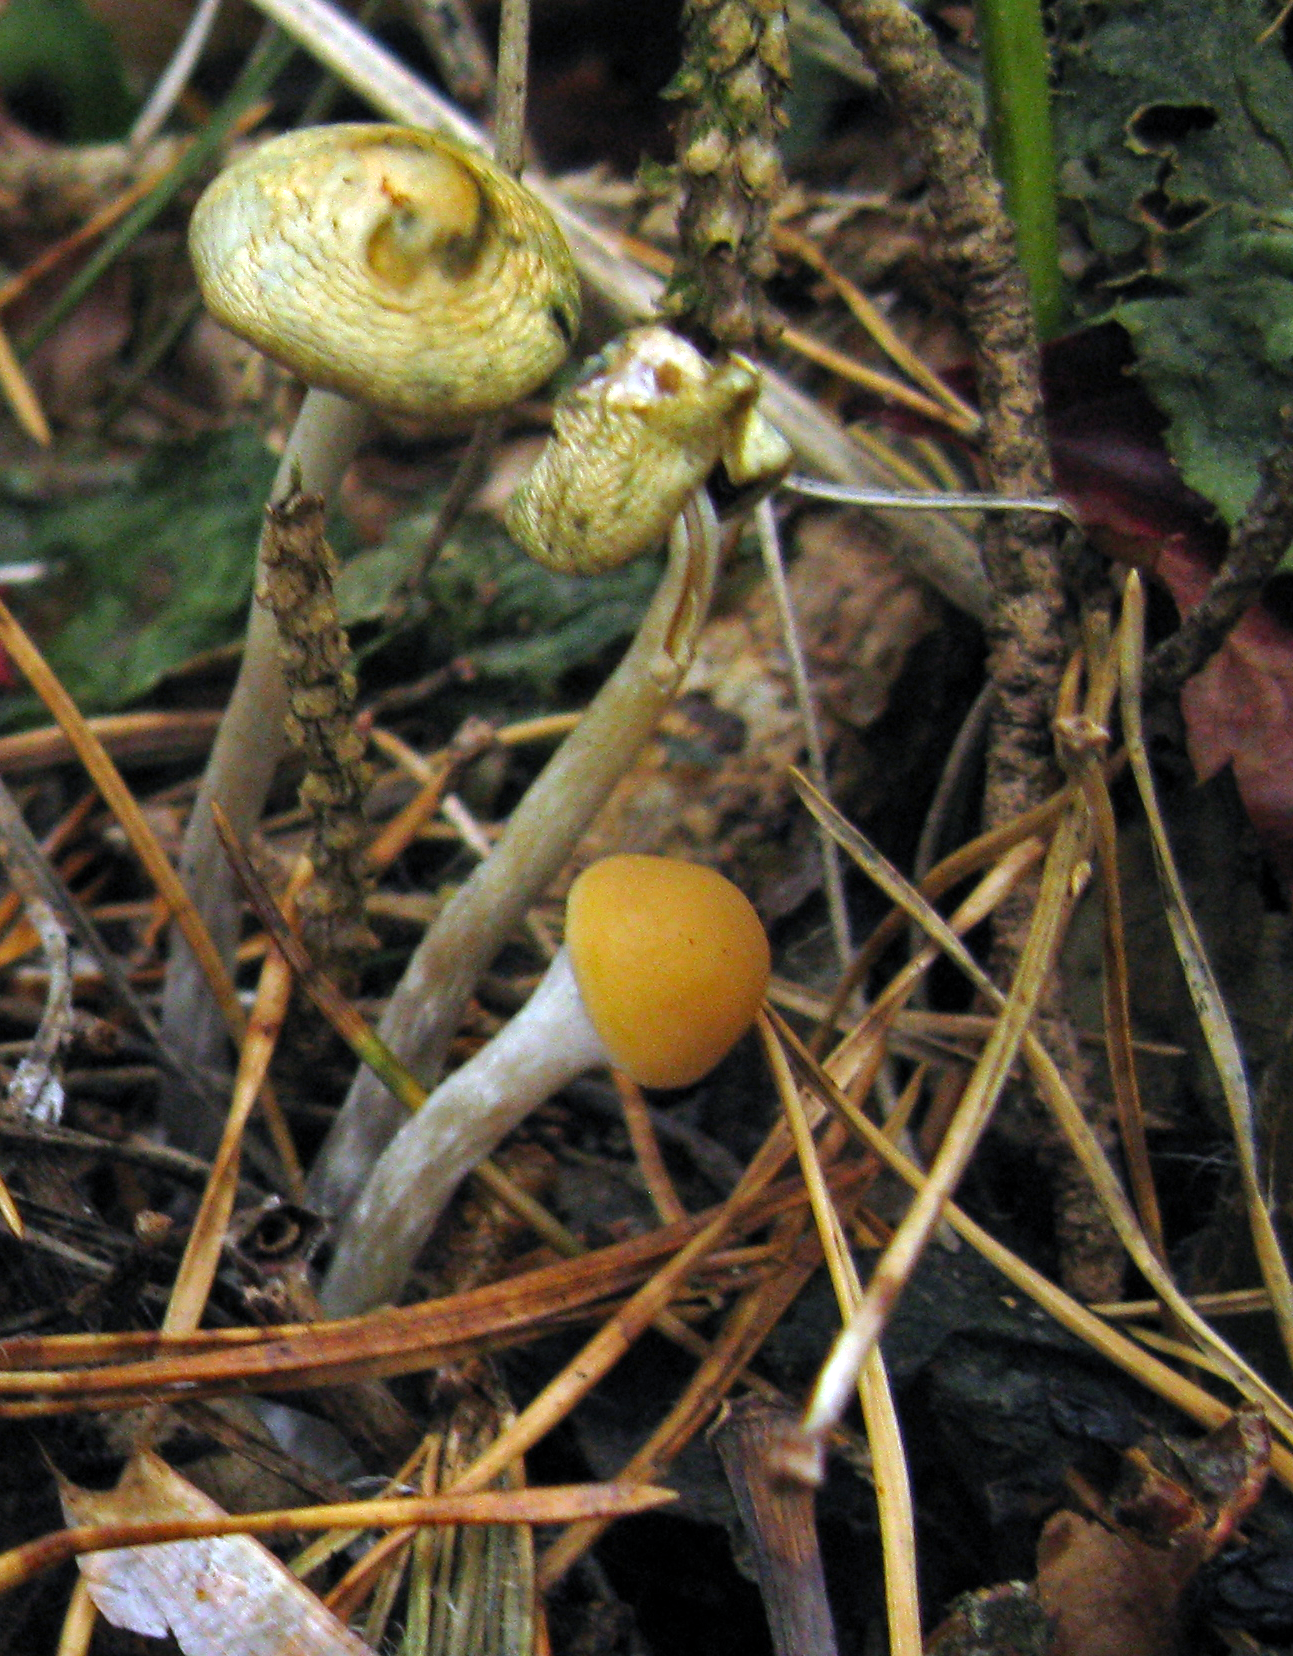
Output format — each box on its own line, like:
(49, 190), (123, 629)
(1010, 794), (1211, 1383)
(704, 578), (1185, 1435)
(306, 492), (720, 1217)
(319, 946), (603, 1316)
(158, 387), (369, 1145)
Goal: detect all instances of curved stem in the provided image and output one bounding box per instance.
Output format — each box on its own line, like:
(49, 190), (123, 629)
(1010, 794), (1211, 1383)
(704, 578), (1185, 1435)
(319, 949), (602, 1315)
(306, 492), (721, 1218)
(158, 387), (369, 1150)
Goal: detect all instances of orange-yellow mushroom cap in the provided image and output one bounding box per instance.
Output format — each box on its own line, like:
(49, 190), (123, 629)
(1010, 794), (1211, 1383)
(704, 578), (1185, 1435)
(565, 854), (771, 1089)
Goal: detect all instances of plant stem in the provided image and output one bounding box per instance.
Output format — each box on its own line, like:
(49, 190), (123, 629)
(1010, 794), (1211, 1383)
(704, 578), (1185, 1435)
(158, 388), (369, 1150)
(319, 949), (601, 1315)
(974, 0), (1063, 336)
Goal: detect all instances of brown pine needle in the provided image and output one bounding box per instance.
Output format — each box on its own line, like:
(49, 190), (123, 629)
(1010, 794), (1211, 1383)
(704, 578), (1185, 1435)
(776, 224), (981, 436)
(0, 1485), (675, 1597)
(615, 1071), (688, 1225)
(768, 1008), (1293, 1493)
(760, 1011), (920, 1656)
(1122, 572), (1293, 1375)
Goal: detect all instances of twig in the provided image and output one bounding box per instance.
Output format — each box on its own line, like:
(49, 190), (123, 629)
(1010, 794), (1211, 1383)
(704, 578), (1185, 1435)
(831, 0), (1118, 1297)
(260, 486), (374, 972)
(0, 1117), (255, 1192)
(666, 0), (789, 345)
(711, 1399), (840, 1656)
(491, 0), (530, 176)
(755, 498), (852, 970)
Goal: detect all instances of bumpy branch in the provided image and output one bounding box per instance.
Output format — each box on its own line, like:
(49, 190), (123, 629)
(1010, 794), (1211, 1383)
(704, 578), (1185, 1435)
(830, 0), (1122, 1297)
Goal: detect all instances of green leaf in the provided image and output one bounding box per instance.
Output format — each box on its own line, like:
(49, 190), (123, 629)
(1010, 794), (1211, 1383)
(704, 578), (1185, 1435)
(7, 430), (278, 721)
(338, 502), (660, 694)
(0, 0), (135, 141)
(1054, 0), (1293, 528)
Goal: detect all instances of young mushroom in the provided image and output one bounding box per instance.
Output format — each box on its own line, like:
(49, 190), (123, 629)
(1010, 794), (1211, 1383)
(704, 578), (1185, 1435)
(307, 326), (790, 1218)
(161, 124), (580, 1146)
(319, 853), (771, 1317)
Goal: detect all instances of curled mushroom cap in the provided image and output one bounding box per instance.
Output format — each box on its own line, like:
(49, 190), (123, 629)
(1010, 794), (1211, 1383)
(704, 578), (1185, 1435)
(189, 123), (580, 424)
(566, 852), (771, 1088)
(505, 325), (789, 573)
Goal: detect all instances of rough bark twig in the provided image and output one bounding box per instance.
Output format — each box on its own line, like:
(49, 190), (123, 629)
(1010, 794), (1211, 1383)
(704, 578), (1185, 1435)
(711, 1398), (839, 1656)
(1145, 410), (1293, 697)
(665, 0), (789, 348)
(261, 487), (375, 972)
(831, 0), (1118, 1296)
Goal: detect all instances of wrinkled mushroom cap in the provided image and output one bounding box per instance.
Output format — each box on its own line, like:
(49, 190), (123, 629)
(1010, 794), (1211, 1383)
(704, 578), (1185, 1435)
(189, 123), (580, 426)
(566, 854), (770, 1089)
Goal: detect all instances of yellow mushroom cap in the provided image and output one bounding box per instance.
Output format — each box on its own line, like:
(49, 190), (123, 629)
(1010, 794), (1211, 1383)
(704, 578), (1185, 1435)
(188, 124), (580, 426)
(565, 854), (771, 1090)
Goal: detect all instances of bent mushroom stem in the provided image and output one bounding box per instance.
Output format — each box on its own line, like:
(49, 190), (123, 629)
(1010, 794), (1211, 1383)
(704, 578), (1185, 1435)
(321, 850), (770, 1316)
(157, 388), (369, 1141)
(320, 946), (602, 1315)
(306, 491), (721, 1219)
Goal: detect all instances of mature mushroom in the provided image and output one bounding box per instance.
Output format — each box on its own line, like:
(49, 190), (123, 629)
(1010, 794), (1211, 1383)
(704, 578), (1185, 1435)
(161, 124), (579, 1147)
(188, 124), (579, 424)
(319, 853), (770, 1317)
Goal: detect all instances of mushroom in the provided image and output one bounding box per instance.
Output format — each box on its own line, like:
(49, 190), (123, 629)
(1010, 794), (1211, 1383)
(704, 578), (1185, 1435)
(306, 327), (789, 1219)
(160, 124), (580, 1147)
(505, 324), (784, 575)
(188, 124), (579, 425)
(319, 853), (770, 1317)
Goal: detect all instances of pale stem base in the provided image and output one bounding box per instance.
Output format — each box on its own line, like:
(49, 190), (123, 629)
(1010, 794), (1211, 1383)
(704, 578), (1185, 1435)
(319, 947), (604, 1316)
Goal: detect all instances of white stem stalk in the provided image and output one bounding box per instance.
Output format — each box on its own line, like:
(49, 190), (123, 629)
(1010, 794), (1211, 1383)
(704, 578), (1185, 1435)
(320, 948), (604, 1316)
(158, 387), (369, 1147)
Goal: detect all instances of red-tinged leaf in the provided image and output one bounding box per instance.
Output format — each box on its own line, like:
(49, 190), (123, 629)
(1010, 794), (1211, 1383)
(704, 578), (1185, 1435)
(1040, 325), (1227, 567)
(885, 324), (1293, 880)
(1151, 538), (1293, 889)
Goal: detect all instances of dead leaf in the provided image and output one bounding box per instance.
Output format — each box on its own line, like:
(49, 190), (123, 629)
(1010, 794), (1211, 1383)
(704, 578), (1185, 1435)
(58, 1450), (371, 1656)
(1152, 539), (1293, 889)
(1037, 1507), (1184, 1656)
